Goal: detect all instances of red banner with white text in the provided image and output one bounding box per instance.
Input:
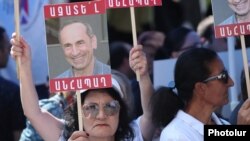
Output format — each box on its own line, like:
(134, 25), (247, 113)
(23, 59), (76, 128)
(44, 0), (105, 19)
(106, 0), (162, 8)
(214, 23), (250, 38)
(50, 74), (112, 93)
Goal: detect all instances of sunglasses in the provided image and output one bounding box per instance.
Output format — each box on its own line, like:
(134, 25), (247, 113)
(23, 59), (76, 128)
(203, 70), (229, 84)
(82, 100), (120, 118)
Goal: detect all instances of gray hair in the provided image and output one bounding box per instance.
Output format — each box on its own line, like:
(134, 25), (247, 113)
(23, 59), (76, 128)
(59, 21), (94, 38)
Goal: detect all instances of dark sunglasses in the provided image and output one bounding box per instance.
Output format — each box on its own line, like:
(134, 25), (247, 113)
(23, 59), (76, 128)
(82, 100), (120, 118)
(203, 70), (229, 84)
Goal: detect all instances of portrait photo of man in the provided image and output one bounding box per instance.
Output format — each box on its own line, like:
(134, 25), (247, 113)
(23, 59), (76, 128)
(212, 0), (250, 25)
(212, 0), (250, 37)
(46, 15), (111, 80)
(221, 0), (250, 25)
(56, 20), (110, 78)
(44, 1), (112, 92)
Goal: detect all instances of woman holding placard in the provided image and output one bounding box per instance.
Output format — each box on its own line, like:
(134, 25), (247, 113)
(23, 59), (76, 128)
(10, 34), (155, 141)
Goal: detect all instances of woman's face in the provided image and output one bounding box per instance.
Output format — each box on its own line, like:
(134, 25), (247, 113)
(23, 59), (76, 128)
(202, 58), (234, 108)
(82, 91), (120, 139)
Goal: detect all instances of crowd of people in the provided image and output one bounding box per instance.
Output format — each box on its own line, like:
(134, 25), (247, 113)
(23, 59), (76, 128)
(1, 0), (250, 141)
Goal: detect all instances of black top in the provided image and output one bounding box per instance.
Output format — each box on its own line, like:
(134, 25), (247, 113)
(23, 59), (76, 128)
(0, 77), (25, 141)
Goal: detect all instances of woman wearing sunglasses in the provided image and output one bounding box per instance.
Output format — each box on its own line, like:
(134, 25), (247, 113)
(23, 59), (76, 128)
(10, 33), (155, 141)
(63, 78), (137, 141)
(150, 47), (250, 141)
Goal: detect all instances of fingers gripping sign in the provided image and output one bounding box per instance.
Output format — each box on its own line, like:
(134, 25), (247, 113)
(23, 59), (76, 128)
(68, 131), (89, 141)
(238, 99), (250, 125)
(10, 33), (32, 67)
(129, 45), (148, 77)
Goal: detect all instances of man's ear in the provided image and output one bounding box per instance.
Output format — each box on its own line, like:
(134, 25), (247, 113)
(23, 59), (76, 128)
(91, 35), (97, 49)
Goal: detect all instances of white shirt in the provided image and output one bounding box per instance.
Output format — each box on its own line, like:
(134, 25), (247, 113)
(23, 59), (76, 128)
(129, 116), (143, 141)
(160, 110), (229, 141)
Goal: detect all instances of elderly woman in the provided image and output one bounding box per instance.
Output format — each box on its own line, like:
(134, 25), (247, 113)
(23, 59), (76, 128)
(10, 33), (155, 141)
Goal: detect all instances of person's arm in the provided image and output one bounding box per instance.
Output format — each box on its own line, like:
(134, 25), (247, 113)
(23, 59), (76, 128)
(10, 33), (63, 141)
(129, 45), (155, 141)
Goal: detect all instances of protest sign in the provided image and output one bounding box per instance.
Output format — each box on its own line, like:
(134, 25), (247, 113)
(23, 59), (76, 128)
(212, 0), (250, 98)
(212, 0), (250, 38)
(44, 0), (112, 93)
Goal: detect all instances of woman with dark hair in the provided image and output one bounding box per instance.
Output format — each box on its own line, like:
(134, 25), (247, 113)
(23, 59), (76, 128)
(10, 33), (155, 141)
(151, 47), (250, 140)
(65, 45), (155, 141)
(63, 79), (135, 141)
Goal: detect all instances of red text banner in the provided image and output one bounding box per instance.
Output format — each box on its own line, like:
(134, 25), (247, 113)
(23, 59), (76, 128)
(106, 0), (162, 8)
(215, 23), (250, 38)
(49, 74), (112, 93)
(44, 0), (105, 19)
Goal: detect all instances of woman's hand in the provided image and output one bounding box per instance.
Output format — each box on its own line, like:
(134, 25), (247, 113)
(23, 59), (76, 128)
(129, 45), (148, 77)
(68, 131), (89, 141)
(10, 32), (32, 67)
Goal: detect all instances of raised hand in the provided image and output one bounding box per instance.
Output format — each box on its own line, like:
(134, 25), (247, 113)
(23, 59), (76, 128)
(129, 45), (148, 77)
(237, 98), (250, 125)
(10, 32), (32, 67)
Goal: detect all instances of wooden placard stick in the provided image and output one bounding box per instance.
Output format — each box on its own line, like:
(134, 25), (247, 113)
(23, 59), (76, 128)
(240, 35), (250, 98)
(44, 0), (109, 131)
(14, 0), (21, 79)
(129, 7), (140, 81)
(76, 90), (83, 131)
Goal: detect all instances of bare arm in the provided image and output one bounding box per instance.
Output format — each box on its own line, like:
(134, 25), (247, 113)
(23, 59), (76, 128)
(10, 33), (63, 141)
(129, 45), (155, 141)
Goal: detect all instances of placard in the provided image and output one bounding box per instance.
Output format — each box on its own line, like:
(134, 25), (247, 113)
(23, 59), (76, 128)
(44, 1), (112, 92)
